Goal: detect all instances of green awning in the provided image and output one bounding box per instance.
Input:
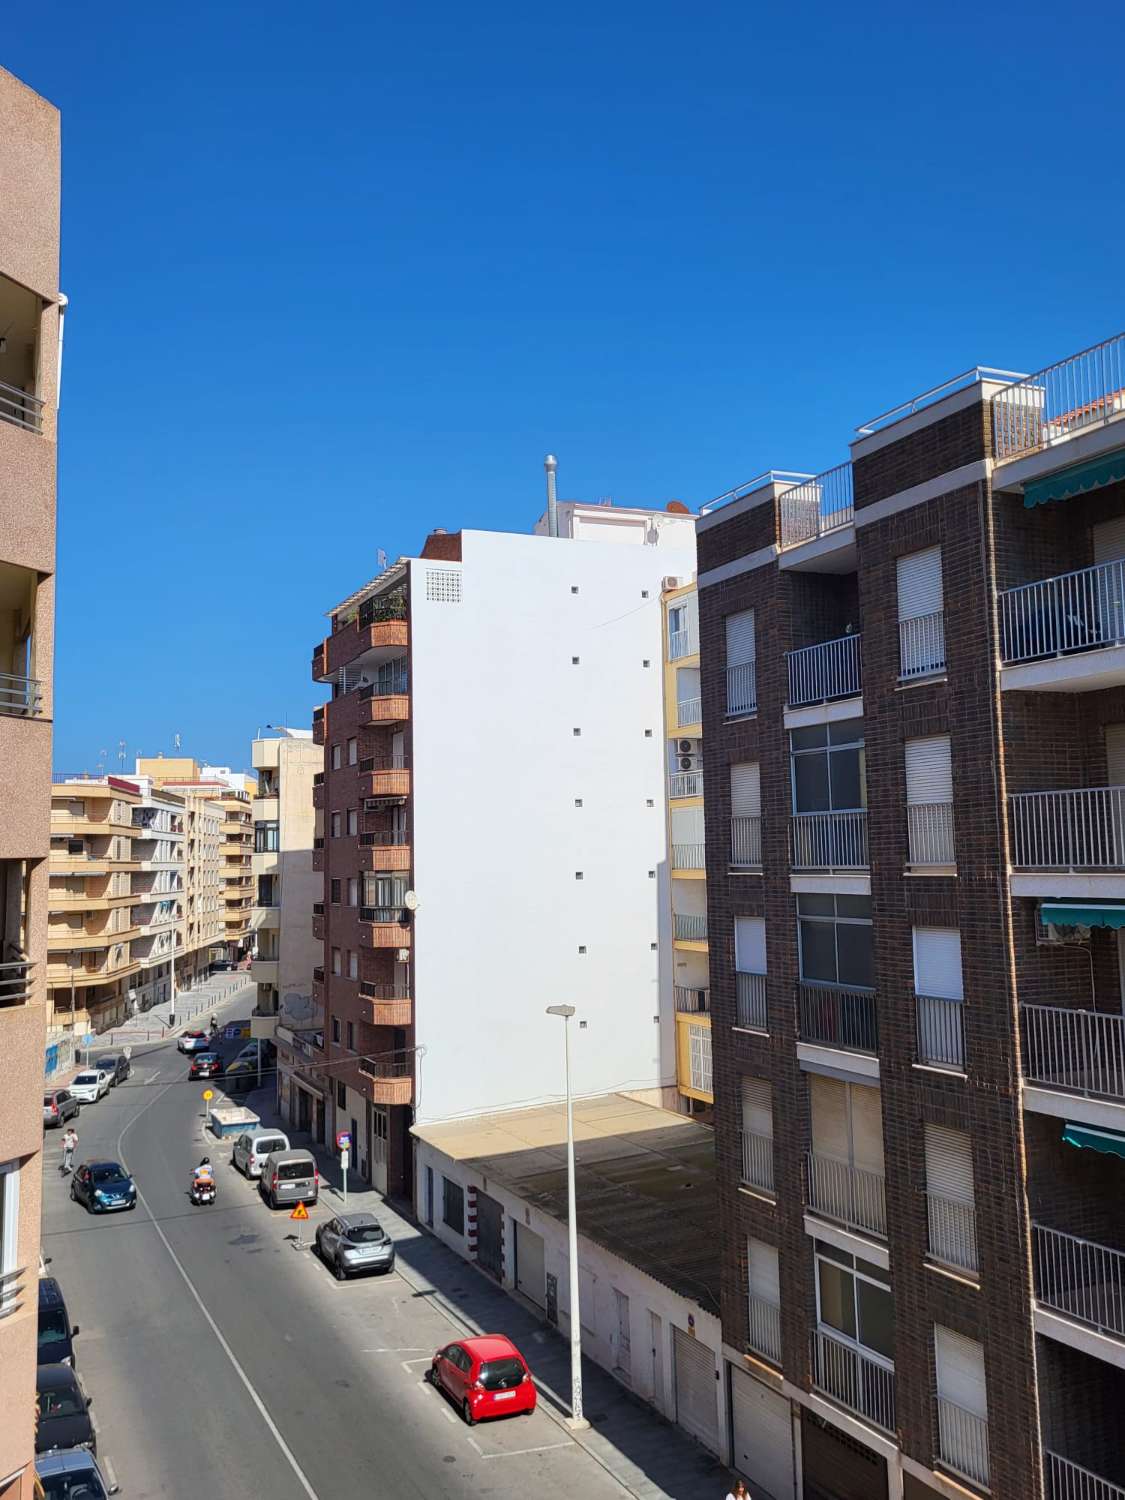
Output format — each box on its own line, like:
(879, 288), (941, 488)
(1062, 1123), (1125, 1161)
(1040, 902), (1125, 930)
(1024, 449), (1125, 508)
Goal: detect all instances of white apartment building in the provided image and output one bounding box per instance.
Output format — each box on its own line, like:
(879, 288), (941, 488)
(128, 777), (185, 1012)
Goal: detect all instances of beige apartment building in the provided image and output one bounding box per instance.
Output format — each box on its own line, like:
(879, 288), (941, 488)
(0, 64), (61, 1500)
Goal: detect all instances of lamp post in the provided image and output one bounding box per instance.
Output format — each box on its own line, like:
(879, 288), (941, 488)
(546, 1003), (589, 1430)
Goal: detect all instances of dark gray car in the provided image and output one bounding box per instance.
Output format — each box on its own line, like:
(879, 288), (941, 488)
(92, 1054), (130, 1086)
(315, 1212), (396, 1280)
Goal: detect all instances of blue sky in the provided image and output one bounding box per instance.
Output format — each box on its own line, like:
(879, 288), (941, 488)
(8, 2), (1124, 772)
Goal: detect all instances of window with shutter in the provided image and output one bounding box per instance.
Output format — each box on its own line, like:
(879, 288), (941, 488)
(809, 1075), (849, 1159)
(726, 609), (756, 665)
(726, 610), (757, 715)
(1107, 724), (1125, 786)
(741, 1077), (772, 1137)
(735, 917), (766, 974)
(925, 1125), (977, 1272)
(731, 764), (761, 817)
(672, 806), (705, 845)
(935, 1326), (987, 1416)
(1094, 516), (1125, 566)
(913, 928), (964, 1001)
(748, 1237), (780, 1306)
(897, 547), (946, 677)
(905, 737), (953, 803)
(849, 1083), (885, 1175)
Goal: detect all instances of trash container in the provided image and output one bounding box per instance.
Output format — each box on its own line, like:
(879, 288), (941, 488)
(168, 1013), (176, 1027)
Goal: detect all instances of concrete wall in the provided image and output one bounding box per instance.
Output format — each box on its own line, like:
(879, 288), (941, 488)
(277, 738), (322, 1029)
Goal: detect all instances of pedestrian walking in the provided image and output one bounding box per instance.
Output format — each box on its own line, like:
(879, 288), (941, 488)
(724, 1483), (749, 1500)
(60, 1126), (78, 1175)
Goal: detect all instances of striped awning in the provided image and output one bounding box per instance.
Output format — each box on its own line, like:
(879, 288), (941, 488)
(1040, 902), (1125, 930)
(1024, 449), (1125, 508)
(1062, 1123), (1125, 1161)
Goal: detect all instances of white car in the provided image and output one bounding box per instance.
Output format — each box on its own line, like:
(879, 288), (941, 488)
(69, 1070), (111, 1103)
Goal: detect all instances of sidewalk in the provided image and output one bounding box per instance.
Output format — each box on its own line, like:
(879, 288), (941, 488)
(240, 1087), (733, 1500)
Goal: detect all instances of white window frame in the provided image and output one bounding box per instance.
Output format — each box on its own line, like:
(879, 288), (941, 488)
(0, 1159), (20, 1314)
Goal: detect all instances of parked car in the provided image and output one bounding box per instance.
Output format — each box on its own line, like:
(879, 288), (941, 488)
(222, 1059), (258, 1092)
(233, 1040), (274, 1066)
(68, 1072), (110, 1105)
(188, 1053), (223, 1080)
(36, 1448), (118, 1500)
(177, 1029), (210, 1054)
(92, 1053), (130, 1086)
(43, 1090), (80, 1128)
(37, 1279), (79, 1367)
(36, 1364), (95, 1454)
(429, 1335), (536, 1424)
(70, 1162), (137, 1214)
(258, 1149), (318, 1210)
(230, 1129), (290, 1179)
(315, 1212), (396, 1280)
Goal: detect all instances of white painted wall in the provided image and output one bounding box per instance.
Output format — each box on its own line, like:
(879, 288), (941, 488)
(276, 738), (322, 1030)
(410, 524), (696, 1124)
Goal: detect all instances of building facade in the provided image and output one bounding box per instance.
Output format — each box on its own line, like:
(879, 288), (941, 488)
(699, 335), (1125, 1500)
(0, 63), (61, 1500)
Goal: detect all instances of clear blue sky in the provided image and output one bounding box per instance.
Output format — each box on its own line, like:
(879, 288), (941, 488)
(8, 2), (1124, 772)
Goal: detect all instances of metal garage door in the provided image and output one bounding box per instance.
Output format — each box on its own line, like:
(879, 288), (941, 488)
(477, 1192), (503, 1279)
(515, 1221), (545, 1307)
(730, 1364), (795, 1500)
(673, 1326), (719, 1453)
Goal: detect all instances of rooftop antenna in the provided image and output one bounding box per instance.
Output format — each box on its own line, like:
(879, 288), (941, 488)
(118, 740), (126, 770)
(544, 454), (559, 538)
(174, 733), (181, 752)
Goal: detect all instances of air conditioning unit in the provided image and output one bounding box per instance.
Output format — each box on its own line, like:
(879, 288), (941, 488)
(679, 754), (701, 772)
(663, 575), (680, 591)
(395, 947), (411, 963)
(678, 739), (695, 754)
(1036, 917), (1091, 947)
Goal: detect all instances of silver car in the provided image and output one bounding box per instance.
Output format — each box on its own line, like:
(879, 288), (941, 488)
(231, 1130), (291, 1179)
(315, 1212), (396, 1280)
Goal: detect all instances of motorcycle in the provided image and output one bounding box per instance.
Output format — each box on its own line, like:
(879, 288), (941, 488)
(190, 1178), (216, 1207)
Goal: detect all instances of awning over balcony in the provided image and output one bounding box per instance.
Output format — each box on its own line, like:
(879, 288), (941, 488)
(1024, 450), (1125, 508)
(1040, 901), (1125, 930)
(1062, 1122), (1125, 1161)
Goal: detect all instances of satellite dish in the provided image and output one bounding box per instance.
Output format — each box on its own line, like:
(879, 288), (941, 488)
(403, 890), (419, 911)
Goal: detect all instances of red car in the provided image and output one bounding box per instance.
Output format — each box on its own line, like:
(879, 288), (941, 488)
(429, 1335), (536, 1424)
(189, 1053), (223, 1079)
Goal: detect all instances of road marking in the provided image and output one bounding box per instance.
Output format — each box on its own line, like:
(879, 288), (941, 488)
(149, 1070), (161, 1081)
(118, 1082), (323, 1500)
(481, 1441), (574, 1460)
(441, 1408), (456, 1424)
(467, 1437), (483, 1456)
(402, 1357), (432, 1368)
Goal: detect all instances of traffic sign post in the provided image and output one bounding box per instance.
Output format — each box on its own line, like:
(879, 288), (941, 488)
(290, 1199), (309, 1251)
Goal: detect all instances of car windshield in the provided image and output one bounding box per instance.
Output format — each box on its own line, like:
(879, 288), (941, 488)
(345, 1225), (385, 1244)
(90, 1165), (127, 1185)
(39, 1387), (84, 1417)
(477, 1357), (526, 1390)
(94, 1057), (116, 1069)
(73, 1074), (97, 1085)
(276, 1162), (313, 1181)
(38, 1309), (68, 1348)
(39, 1467), (107, 1500)
(257, 1139), (286, 1154)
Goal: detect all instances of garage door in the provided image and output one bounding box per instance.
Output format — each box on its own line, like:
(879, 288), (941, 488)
(673, 1326), (719, 1453)
(730, 1364), (795, 1500)
(477, 1192), (503, 1280)
(802, 1409), (888, 1500)
(515, 1221), (545, 1307)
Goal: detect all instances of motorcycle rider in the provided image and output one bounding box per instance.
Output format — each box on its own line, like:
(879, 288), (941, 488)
(191, 1157), (215, 1200)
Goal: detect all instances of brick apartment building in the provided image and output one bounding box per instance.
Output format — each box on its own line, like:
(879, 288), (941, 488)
(697, 334), (1125, 1500)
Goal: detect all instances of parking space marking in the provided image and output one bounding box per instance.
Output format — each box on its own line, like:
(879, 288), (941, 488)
(480, 1441), (575, 1460)
(467, 1437), (483, 1456)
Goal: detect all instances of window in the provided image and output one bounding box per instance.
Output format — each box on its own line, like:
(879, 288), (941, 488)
(332, 744), (342, 771)
(725, 609), (757, 715)
(347, 1021), (355, 1049)
(346, 809), (358, 836)
(815, 1240), (894, 1362)
(809, 1076), (886, 1236)
(254, 823), (279, 853)
(669, 595), (699, 660)
(740, 1078), (773, 1191)
(747, 1237), (781, 1362)
(0, 1159), (20, 1314)
(347, 737), (357, 766)
(797, 893), (873, 990)
(348, 951), (358, 980)
(897, 546), (945, 678)
(913, 927), (964, 1069)
(925, 1125), (977, 1272)
(905, 736), (954, 866)
(336, 1081), (346, 1108)
(734, 918), (767, 1030)
(688, 1025), (712, 1094)
(332, 1017), (340, 1043)
(330, 879), (341, 905)
(348, 877), (359, 906)
(730, 763), (761, 867)
(934, 1326), (988, 1487)
(331, 812), (341, 838)
(332, 947), (342, 976)
(376, 656), (408, 694)
(442, 1176), (465, 1234)
(365, 873), (407, 907)
(791, 719), (866, 813)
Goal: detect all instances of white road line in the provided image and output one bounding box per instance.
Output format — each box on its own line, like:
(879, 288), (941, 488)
(467, 1437), (483, 1457)
(441, 1408), (456, 1425)
(149, 1070), (161, 1081)
(481, 1441), (575, 1460)
(117, 1082), (323, 1500)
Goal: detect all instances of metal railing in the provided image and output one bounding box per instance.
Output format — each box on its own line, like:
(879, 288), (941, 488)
(1022, 1005), (1125, 1102)
(927, 1191), (978, 1273)
(669, 770), (702, 799)
(726, 661), (757, 717)
(359, 980), (412, 1000)
(899, 611), (946, 679)
(1046, 1451), (1125, 1500)
(1001, 559), (1125, 665)
(779, 463), (854, 550)
(799, 980), (878, 1054)
(359, 905), (410, 925)
(936, 1397), (990, 1489)
(787, 633), (862, 707)
(669, 628), (698, 661)
(791, 809), (868, 869)
(358, 591), (407, 628)
(740, 1129), (774, 1193)
(992, 333), (1125, 461)
(672, 842), (705, 870)
(674, 985), (709, 1013)
(312, 901), (324, 916)
(0, 670), (43, 717)
(1034, 1224), (1125, 1342)
(730, 815), (762, 869)
(673, 911), (707, 942)
(908, 801), (955, 865)
(676, 696), (702, 727)
(736, 971), (767, 1031)
(0, 958), (34, 1006)
(917, 993), (965, 1069)
(312, 965), (324, 982)
(0, 377), (44, 433)
(807, 1152), (887, 1238)
(811, 1329), (895, 1433)
(360, 828), (410, 847)
(748, 1296), (782, 1364)
(358, 1054), (412, 1081)
(360, 753), (409, 773)
(359, 672), (409, 700)
(1010, 786), (1125, 870)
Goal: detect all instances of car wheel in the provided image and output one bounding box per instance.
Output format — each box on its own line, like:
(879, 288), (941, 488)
(68, 1180), (76, 1200)
(462, 1398), (476, 1426)
(333, 1255), (347, 1282)
(269, 1193), (278, 1210)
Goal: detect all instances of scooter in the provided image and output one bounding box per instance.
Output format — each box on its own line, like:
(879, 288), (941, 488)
(190, 1178), (216, 1207)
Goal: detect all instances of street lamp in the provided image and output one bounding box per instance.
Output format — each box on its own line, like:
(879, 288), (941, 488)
(546, 1003), (589, 1431)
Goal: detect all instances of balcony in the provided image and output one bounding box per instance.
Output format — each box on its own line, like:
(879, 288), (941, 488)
(806, 1151), (887, 1239)
(899, 610), (946, 680)
(0, 669), (43, 717)
(1022, 1004), (1125, 1106)
(992, 332), (1125, 463)
(740, 1129), (774, 1195)
(358, 1055), (413, 1105)
(250, 957), (279, 985)
(798, 980), (878, 1056)
(673, 911), (707, 945)
(1046, 1452), (1125, 1500)
(360, 756), (411, 800)
(778, 463), (854, 557)
(676, 696), (701, 729)
(917, 993), (964, 1070)
(312, 704), (325, 744)
(936, 1397), (990, 1491)
(358, 980), (412, 1027)
(0, 957), (34, 1007)
(927, 1191), (978, 1274)
(999, 560), (1125, 694)
(359, 681), (410, 726)
(1010, 786), (1125, 874)
(811, 1329), (895, 1434)
(1034, 1223), (1125, 1358)
(674, 984), (709, 1013)
(786, 633), (862, 709)
(735, 971), (767, 1031)
(312, 912), (324, 941)
(669, 627), (698, 662)
(359, 830), (411, 872)
(313, 965), (324, 983)
(668, 770), (702, 799)
(671, 841), (704, 872)
(726, 661), (757, 718)
(730, 815), (762, 870)
(318, 617), (410, 681)
(748, 1296), (782, 1365)
(907, 801), (955, 867)
(0, 375), (44, 434)
(791, 810), (868, 870)
(359, 906), (413, 949)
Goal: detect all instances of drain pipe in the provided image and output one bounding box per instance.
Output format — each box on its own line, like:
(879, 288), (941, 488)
(544, 454), (559, 537)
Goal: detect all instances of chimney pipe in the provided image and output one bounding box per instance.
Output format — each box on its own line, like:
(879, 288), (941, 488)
(544, 454), (559, 538)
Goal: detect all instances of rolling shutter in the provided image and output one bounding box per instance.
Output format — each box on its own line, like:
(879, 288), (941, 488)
(731, 1366), (795, 1500)
(741, 1077), (773, 1137)
(735, 916), (766, 974)
(1106, 724), (1125, 786)
(1094, 516), (1125, 565)
(934, 1326), (987, 1417)
(897, 546), (943, 621)
(672, 806), (705, 844)
(731, 763), (761, 817)
(726, 609), (756, 666)
(673, 1326), (719, 1452)
(913, 927), (964, 1001)
(748, 1237), (780, 1306)
(849, 1083), (885, 1175)
(905, 737), (953, 804)
(809, 1075), (849, 1159)
(515, 1221), (545, 1307)
(924, 1124), (974, 1204)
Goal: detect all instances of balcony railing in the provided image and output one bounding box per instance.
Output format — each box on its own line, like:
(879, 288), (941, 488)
(312, 901), (324, 916)
(312, 772), (324, 787)
(791, 809), (868, 869)
(726, 661), (757, 717)
(807, 1152), (887, 1238)
(359, 906), (409, 925)
(673, 912), (707, 943)
(740, 1129), (774, 1194)
(991, 333), (1125, 461)
(672, 842), (705, 871)
(313, 836), (324, 849)
(0, 377), (44, 434)
(1001, 560), (1125, 666)
(0, 958), (34, 1006)
(359, 829), (410, 847)
(936, 1397), (990, 1490)
(359, 753), (409, 774)
(748, 1295), (782, 1364)
(1022, 1005), (1125, 1102)
(359, 674), (408, 699)
(779, 463), (854, 550)
(787, 633), (862, 708)
(899, 610), (946, 679)
(736, 971), (767, 1031)
(0, 670), (43, 717)
(674, 985), (710, 1013)
(907, 802), (955, 866)
(1046, 1451), (1125, 1500)
(730, 816), (762, 869)
(799, 980), (878, 1054)
(676, 696), (702, 727)
(1034, 1224), (1125, 1342)
(917, 993), (965, 1070)
(927, 1192), (978, 1274)
(668, 770), (702, 799)
(312, 966), (324, 983)
(1010, 786), (1125, 870)
(669, 628), (698, 661)
(811, 1329), (895, 1434)
(358, 590), (407, 629)
(359, 980), (412, 1000)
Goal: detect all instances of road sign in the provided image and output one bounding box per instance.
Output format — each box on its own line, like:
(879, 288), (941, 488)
(290, 1201), (310, 1221)
(202, 1089), (214, 1102)
(335, 1131), (351, 1150)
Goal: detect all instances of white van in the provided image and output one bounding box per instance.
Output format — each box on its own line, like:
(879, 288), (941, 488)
(231, 1128), (291, 1179)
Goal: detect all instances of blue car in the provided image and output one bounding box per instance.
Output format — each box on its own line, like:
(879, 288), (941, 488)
(69, 1161), (137, 1214)
(36, 1448), (118, 1499)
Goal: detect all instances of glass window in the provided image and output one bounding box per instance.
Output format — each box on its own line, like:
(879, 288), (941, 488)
(442, 1177), (465, 1234)
(347, 738), (357, 766)
(347, 809), (358, 836)
(348, 877), (359, 906)
(254, 823), (279, 853)
(815, 1243), (893, 1363)
(331, 812), (341, 838)
(818, 1259), (857, 1339)
(791, 720), (866, 815)
(330, 879), (341, 905)
(332, 745), (342, 770)
(798, 893), (873, 988)
(857, 1278), (895, 1359)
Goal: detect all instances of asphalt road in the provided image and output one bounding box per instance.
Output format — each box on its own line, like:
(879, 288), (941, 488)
(40, 985), (630, 1500)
